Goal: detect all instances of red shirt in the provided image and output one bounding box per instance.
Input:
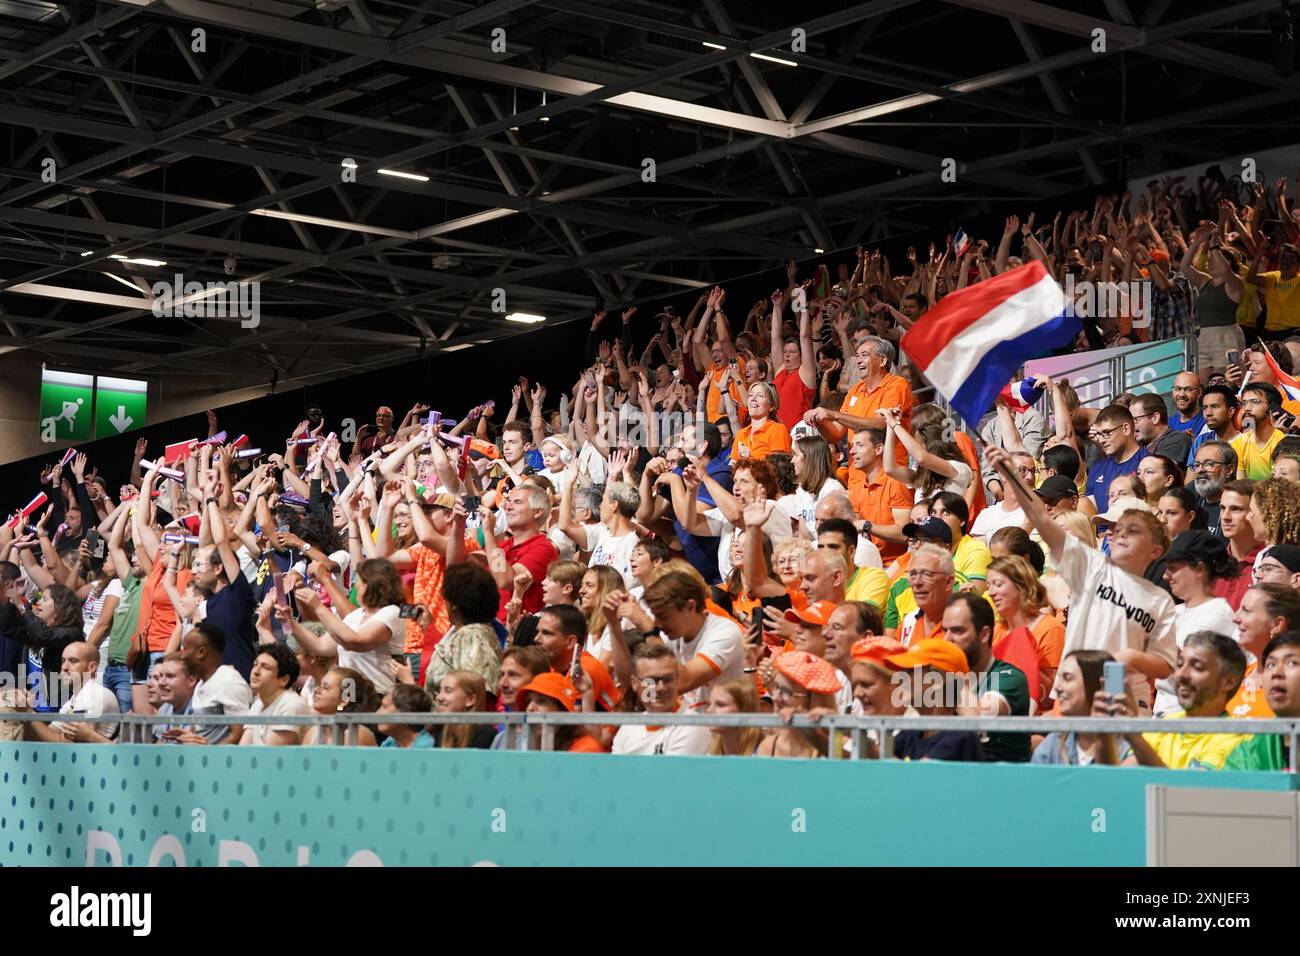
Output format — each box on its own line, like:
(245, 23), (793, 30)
(774, 366), (814, 430)
(497, 532), (558, 621)
(1214, 543), (1263, 611)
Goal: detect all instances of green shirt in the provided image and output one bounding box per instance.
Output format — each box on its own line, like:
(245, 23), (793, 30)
(882, 570), (969, 630)
(105, 574), (144, 662)
(1222, 733), (1289, 772)
(979, 657), (1031, 763)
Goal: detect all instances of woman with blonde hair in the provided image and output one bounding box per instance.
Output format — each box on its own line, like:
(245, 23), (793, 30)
(433, 670), (494, 749)
(706, 679), (762, 755)
(773, 539), (813, 593)
(577, 565), (626, 664)
(987, 555), (1064, 711)
(1055, 510), (1097, 548)
(1040, 510), (1097, 612)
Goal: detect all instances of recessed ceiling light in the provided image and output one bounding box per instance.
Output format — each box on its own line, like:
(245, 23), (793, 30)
(505, 312), (546, 324)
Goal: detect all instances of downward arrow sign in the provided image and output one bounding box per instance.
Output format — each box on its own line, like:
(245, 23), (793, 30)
(108, 405), (134, 433)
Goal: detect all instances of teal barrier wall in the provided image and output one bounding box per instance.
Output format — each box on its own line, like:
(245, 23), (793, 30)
(1, 744), (1292, 866)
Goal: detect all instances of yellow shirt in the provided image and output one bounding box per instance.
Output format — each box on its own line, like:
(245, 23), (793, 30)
(1143, 712), (1251, 770)
(845, 566), (889, 609)
(1255, 271), (1300, 332)
(1230, 427), (1284, 481)
(953, 534), (992, 582)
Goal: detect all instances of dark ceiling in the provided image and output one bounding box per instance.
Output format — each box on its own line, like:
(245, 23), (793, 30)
(0, 0), (1297, 392)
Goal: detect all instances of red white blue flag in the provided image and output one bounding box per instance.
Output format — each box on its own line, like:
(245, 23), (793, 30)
(900, 261), (1078, 427)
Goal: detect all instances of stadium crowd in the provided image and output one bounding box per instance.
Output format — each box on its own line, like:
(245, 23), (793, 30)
(2, 169), (1300, 770)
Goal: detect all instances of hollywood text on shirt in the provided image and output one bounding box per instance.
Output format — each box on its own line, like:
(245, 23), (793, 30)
(1092, 583), (1158, 633)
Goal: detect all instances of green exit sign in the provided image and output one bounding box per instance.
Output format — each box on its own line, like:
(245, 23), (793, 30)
(39, 368), (94, 442)
(95, 376), (148, 437)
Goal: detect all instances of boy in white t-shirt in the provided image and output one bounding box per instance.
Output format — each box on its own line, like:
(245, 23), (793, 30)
(239, 644), (312, 746)
(986, 448), (1176, 710)
(643, 570), (744, 711)
(612, 644), (712, 756)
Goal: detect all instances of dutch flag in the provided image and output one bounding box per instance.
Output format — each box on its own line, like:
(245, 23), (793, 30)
(900, 261), (1079, 427)
(1259, 344), (1300, 412)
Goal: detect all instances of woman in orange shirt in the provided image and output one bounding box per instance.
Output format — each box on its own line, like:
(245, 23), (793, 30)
(732, 383), (791, 461)
(987, 555), (1064, 712)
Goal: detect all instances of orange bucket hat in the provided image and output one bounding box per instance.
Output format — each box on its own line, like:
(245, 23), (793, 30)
(773, 651), (841, 695)
(516, 672), (580, 712)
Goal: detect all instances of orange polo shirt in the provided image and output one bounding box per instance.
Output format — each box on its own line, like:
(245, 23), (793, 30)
(847, 467), (913, 562)
(840, 373), (914, 536)
(734, 417), (791, 461)
(840, 372), (914, 436)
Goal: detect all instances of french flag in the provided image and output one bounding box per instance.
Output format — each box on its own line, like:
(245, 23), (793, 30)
(900, 261), (1078, 427)
(952, 228), (970, 258)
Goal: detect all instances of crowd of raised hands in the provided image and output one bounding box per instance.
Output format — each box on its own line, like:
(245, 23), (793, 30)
(2, 169), (1300, 765)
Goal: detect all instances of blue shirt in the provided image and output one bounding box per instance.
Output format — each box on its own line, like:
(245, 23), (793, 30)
(203, 570), (257, 680)
(1169, 409), (1204, 435)
(671, 456), (733, 584)
(1087, 448), (1149, 507)
(524, 449), (544, 471)
(381, 729), (436, 749)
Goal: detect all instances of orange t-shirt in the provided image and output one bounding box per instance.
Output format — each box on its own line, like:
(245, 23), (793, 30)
(705, 361), (747, 425)
(1227, 659), (1274, 719)
(568, 735), (605, 753)
(953, 431), (987, 521)
(407, 538), (481, 652)
(847, 468), (913, 562)
(734, 417), (791, 461)
(137, 556), (192, 653)
(994, 613), (1065, 707)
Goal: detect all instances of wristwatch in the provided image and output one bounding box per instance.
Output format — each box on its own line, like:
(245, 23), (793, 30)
(859, 519), (873, 537)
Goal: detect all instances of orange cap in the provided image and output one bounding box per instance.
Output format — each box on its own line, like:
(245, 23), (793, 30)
(885, 638), (969, 675)
(773, 651), (841, 695)
(516, 672), (580, 712)
(850, 635), (907, 670)
(783, 600), (837, 627)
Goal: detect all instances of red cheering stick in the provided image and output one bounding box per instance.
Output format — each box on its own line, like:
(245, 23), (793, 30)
(6, 492), (48, 530)
(230, 434), (250, 450)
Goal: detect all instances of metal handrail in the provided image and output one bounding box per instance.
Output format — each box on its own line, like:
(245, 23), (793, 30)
(5, 710), (1298, 767)
(6, 711), (1299, 731)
